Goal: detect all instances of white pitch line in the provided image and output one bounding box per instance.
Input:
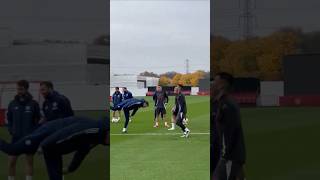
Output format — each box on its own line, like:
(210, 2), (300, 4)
(111, 132), (209, 136)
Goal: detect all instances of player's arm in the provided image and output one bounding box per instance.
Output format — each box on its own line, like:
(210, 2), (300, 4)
(40, 102), (48, 123)
(33, 101), (41, 124)
(112, 93), (115, 103)
(65, 98), (74, 116)
(65, 145), (94, 174)
(153, 93), (156, 101)
(58, 97), (74, 117)
(120, 94), (123, 102)
(6, 103), (13, 135)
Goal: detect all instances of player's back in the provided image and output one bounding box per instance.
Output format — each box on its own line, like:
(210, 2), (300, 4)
(123, 98), (144, 109)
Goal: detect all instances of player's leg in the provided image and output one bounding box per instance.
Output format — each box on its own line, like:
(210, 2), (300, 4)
(43, 150), (63, 180)
(154, 108), (160, 128)
(176, 113), (190, 137)
(42, 125), (100, 175)
(8, 155), (18, 180)
(168, 107), (177, 130)
(40, 123), (95, 180)
(168, 114), (176, 130)
(25, 154), (34, 180)
(229, 163), (245, 180)
(161, 108), (169, 128)
(213, 159), (227, 180)
(112, 110), (116, 121)
(213, 159), (244, 180)
(122, 109), (130, 133)
(117, 110), (121, 121)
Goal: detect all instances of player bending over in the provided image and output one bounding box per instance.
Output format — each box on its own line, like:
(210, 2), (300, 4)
(173, 85), (190, 138)
(0, 117), (109, 180)
(153, 86), (169, 128)
(111, 98), (149, 133)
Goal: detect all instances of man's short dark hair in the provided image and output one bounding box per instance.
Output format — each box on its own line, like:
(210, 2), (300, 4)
(17, 80), (29, 90)
(40, 81), (54, 89)
(115, 87), (119, 90)
(123, 87), (127, 90)
(216, 72), (234, 88)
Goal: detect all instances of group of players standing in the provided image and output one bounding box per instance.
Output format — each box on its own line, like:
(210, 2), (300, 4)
(111, 85), (190, 137)
(0, 80), (108, 180)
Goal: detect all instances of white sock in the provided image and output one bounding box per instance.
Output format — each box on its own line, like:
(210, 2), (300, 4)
(185, 128), (190, 132)
(122, 128), (127, 132)
(171, 123), (175, 128)
(8, 176), (15, 180)
(26, 176), (33, 180)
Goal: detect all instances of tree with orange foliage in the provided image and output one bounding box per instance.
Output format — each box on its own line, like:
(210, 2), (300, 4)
(159, 76), (171, 86)
(172, 74), (182, 86)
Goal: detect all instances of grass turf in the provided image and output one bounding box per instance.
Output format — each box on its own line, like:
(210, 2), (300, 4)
(110, 96), (210, 180)
(242, 107), (320, 180)
(0, 110), (109, 180)
(1, 99), (319, 180)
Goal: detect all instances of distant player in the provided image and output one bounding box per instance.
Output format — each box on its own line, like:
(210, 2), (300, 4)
(152, 86), (169, 128)
(112, 87), (123, 122)
(212, 72), (246, 180)
(0, 116), (109, 180)
(173, 85), (190, 138)
(122, 87), (133, 100)
(6, 80), (41, 180)
(111, 98), (149, 133)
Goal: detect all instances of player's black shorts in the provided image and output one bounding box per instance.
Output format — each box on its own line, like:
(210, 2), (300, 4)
(112, 103), (121, 111)
(155, 107), (166, 117)
(213, 159), (245, 180)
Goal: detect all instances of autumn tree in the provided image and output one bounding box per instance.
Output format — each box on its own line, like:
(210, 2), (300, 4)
(179, 74), (192, 86)
(172, 74), (182, 86)
(190, 70), (206, 86)
(159, 76), (171, 86)
(211, 29), (299, 80)
(211, 36), (231, 77)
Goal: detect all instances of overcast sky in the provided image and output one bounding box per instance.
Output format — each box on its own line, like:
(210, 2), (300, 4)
(0, 0), (108, 42)
(111, 0), (210, 75)
(212, 0), (320, 39)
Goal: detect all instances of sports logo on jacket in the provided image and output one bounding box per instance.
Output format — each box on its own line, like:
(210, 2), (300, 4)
(52, 102), (58, 110)
(25, 106), (32, 113)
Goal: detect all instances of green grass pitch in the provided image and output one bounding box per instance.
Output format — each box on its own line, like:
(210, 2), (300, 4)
(110, 96), (211, 180)
(1, 98), (319, 180)
(0, 111), (109, 180)
(243, 107), (320, 180)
